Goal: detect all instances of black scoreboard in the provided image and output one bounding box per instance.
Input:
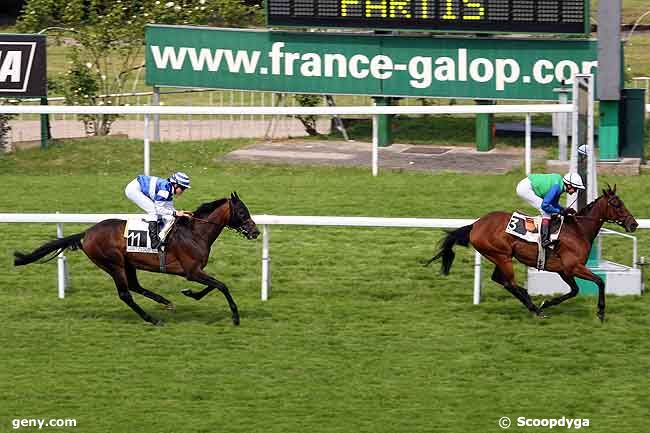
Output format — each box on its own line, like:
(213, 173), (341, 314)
(267, 0), (588, 34)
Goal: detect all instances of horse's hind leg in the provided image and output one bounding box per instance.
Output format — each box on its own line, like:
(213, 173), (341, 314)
(125, 262), (176, 311)
(492, 267), (525, 304)
(489, 258), (543, 316)
(112, 268), (161, 325)
(539, 272), (579, 312)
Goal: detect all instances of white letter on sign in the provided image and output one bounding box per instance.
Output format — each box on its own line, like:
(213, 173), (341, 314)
(0, 51), (22, 82)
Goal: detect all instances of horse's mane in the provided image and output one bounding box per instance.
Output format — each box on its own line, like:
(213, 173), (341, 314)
(193, 198), (228, 219)
(577, 186), (616, 216)
(577, 197), (598, 215)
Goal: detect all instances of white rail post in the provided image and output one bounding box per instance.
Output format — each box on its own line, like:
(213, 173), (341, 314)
(152, 86), (161, 142)
(56, 216), (66, 299)
(525, 113), (532, 175)
(473, 250), (481, 305)
(143, 113), (150, 175)
(372, 114), (379, 177)
(261, 224), (271, 301)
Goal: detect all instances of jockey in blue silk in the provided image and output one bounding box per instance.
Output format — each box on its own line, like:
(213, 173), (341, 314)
(124, 172), (192, 249)
(516, 172), (585, 248)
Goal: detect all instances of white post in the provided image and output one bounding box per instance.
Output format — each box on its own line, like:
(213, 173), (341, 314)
(372, 114), (379, 177)
(56, 219), (66, 299)
(152, 86), (161, 142)
(261, 224), (270, 301)
(558, 91), (569, 161)
(144, 113), (150, 176)
(473, 250), (481, 305)
(587, 75), (596, 202)
(525, 113), (532, 175)
(569, 79), (579, 175)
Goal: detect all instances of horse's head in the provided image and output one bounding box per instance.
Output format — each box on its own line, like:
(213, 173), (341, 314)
(598, 184), (638, 232)
(228, 192), (260, 240)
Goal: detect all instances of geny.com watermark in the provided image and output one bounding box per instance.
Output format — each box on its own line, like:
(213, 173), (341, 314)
(12, 418), (77, 430)
(499, 416), (590, 429)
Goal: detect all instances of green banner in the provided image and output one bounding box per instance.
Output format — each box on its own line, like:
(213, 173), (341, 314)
(146, 25), (598, 100)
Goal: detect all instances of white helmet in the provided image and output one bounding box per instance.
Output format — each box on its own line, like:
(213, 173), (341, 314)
(563, 172), (585, 190)
(169, 171), (191, 189)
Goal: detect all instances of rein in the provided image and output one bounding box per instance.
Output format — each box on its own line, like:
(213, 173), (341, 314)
(189, 215), (221, 226)
(186, 201), (250, 236)
(571, 196), (627, 226)
(187, 200), (232, 226)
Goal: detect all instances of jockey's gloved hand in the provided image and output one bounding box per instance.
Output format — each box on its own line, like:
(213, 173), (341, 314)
(174, 210), (193, 218)
(561, 207), (576, 217)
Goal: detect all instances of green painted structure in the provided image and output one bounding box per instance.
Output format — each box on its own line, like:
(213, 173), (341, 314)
(145, 25), (598, 101)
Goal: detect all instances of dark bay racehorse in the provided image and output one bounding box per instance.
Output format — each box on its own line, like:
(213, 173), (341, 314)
(14, 192), (259, 326)
(426, 185), (638, 321)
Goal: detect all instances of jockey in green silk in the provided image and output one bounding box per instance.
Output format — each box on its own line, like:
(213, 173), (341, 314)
(516, 172), (585, 247)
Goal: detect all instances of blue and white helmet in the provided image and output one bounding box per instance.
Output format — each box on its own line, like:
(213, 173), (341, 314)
(169, 171), (191, 189)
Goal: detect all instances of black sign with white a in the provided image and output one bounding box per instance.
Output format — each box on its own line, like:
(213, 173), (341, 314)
(0, 34), (47, 97)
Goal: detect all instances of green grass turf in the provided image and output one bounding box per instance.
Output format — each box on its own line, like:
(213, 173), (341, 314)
(1, 138), (650, 433)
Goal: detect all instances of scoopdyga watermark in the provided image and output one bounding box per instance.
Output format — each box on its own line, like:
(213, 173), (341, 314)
(499, 416), (590, 429)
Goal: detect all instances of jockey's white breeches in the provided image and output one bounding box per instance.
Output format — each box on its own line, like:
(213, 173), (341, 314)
(125, 179), (156, 216)
(516, 178), (551, 218)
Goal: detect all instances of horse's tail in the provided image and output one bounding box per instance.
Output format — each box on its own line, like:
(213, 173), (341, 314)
(14, 232), (85, 266)
(424, 224), (473, 275)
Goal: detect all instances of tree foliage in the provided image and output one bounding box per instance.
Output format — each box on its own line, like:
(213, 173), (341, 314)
(17, 0), (262, 135)
(294, 94), (323, 136)
(0, 101), (18, 153)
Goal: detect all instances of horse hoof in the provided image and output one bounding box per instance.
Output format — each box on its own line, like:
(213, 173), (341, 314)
(152, 319), (164, 326)
(165, 303), (176, 312)
(232, 316), (240, 326)
(536, 311), (548, 319)
(181, 289), (193, 297)
(597, 312), (605, 323)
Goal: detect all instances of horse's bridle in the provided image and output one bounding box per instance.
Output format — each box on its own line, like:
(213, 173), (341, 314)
(227, 200), (254, 237)
(186, 200), (254, 237)
(604, 196), (632, 228)
(574, 196), (629, 227)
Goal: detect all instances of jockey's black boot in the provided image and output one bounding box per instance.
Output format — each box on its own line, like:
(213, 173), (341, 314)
(148, 221), (161, 250)
(540, 218), (552, 248)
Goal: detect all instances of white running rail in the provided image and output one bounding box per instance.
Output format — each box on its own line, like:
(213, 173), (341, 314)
(2, 213), (649, 303)
(1, 213), (477, 301)
(2, 103), (574, 177)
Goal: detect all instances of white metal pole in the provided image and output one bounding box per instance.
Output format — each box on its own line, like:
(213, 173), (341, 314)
(558, 91), (569, 161)
(570, 79), (579, 174)
(525, 113), (532, 175)
(587, 75), (596, 202)
(144, 113), (150, 176)
(56, 219), (66, 299)
(473, 250), (481, 305)
(372, 114), (378, 177)
(261, 224), (270, 301)
(152, 86), (161, 142)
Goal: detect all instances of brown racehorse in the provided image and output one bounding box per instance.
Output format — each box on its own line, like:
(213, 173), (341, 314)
(14, 192), (259, 326)
(426, 185), (638, 321)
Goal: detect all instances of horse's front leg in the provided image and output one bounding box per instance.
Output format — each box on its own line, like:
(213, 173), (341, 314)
(539, 272), (579, 312)
(181, 286), (215, 301)
(572, 264), (606, 322)
(186, 269), (239, 325)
